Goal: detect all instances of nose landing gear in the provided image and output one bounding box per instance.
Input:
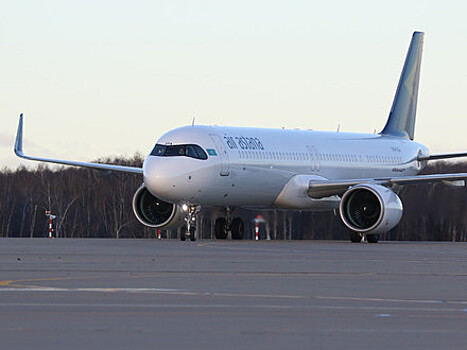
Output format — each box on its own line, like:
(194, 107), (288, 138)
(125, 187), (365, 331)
(180, 205), (200, 242)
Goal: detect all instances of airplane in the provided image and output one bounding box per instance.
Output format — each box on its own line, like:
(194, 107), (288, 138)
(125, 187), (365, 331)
(14, 32), (467, 243)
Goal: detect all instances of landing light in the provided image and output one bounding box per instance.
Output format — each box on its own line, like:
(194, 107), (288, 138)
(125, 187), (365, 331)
(181, 204), (189, 212)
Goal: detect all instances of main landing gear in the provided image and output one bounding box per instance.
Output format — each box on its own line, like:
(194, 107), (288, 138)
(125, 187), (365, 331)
(214, 208), (244, 240)
(349, 232), (379, 243)
(180, 205), (200, 242)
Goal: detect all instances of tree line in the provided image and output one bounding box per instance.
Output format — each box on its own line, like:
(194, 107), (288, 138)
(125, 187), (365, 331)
(1, 156), (466, 241)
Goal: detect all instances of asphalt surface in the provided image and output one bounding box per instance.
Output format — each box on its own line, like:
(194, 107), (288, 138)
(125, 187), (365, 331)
(1, 238), (467, 350)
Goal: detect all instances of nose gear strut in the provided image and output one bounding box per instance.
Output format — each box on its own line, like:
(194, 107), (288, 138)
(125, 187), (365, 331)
(181, 205), (200, 241)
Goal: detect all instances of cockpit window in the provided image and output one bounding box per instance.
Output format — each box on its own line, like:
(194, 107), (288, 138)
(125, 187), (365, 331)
(187, 145), (209, 159)
(185, 145), (197, 158)
(150, 144), (208, 160)
(165, 145), (185, 157)
(151, 144), (167, 156)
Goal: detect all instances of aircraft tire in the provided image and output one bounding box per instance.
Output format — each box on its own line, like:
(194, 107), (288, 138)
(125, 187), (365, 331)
(190, 227), (197, 241)
(349, 231), (363, 243)
(231, 218), (244, 240)
(214, 218), (228, 239)
(366, 234), (379, 243)
(180, 226), (187, 241)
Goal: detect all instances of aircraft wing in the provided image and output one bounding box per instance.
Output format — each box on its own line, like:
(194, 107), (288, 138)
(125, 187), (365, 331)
(309, 173), (467, 198)
(417, 153), (467, 161)
(14, 114), (143, 174)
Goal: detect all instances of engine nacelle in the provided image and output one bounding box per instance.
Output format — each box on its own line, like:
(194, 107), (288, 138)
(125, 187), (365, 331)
(339, 184), (403, 234)
(132, 185), (185, 228)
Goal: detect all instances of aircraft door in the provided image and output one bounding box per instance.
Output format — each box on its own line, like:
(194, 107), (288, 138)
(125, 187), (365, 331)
(209, 134), (230, 176)
(307, 145), (320, 173)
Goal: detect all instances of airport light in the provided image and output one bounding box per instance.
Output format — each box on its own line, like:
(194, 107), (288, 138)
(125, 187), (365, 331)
(44, 210), (56, 239)
(253, 215), (265, 241)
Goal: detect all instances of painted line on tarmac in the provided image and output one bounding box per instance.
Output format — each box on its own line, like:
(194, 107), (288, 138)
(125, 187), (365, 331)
(1, 287), (467, 314)
(0, 302), (466, 315)
(0, 287), (305, 299)
(316, 295), (467, 306)
(0, 287), (186, 293)
(1, 285), (467, 308)
(2, 279), (467, 307)
(0, 277), (72, 287)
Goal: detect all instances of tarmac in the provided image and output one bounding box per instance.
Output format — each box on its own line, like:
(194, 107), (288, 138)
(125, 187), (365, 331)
(1, 238), (467, 350)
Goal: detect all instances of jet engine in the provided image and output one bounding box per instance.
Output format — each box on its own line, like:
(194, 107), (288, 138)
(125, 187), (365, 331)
(339, 184), (403, 234)
(132, 185), (185, 228)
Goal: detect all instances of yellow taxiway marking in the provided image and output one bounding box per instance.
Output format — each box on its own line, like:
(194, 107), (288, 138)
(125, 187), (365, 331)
(316, 295), (467, 305)
(0, 287), (186, 293)
(0, 277), (74, 288)
(1, 281), (467, 308)
(0, 272), (374, 290)
(0, 280), (14, 286)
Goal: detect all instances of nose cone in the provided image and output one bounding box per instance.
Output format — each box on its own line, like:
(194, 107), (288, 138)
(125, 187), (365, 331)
(143, 156), (178, 202)
(143, 155), (213, 204)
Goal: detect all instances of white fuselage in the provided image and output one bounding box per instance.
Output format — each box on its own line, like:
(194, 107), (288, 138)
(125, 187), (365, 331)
(143, 125), (429, 210)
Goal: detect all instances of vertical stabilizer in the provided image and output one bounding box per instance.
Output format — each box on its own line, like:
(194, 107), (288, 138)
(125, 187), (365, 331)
(381, 32), (424, 140)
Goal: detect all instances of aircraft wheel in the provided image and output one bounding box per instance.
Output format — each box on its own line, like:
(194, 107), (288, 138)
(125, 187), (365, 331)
(231, 218), (244, 240)
(349, 231), (363, 243)
(214, 218), (228, 239)
(190, 227), (197, 241)
(366, 234), (379, 243)
(180, 226), (187, 241)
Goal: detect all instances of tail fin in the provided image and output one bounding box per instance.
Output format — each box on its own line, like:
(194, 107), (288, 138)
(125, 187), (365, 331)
(381, 31), (424, 140)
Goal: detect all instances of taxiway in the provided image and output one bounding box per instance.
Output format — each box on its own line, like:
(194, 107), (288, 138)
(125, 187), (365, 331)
(1, 238), (467, 349)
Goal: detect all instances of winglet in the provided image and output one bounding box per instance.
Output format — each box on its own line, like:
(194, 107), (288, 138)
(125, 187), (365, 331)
(381, 32), (424, 140)
(14, 113), (24, 157)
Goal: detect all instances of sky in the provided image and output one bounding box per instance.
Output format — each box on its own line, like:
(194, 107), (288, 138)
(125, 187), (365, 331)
(2, 0), (467, 169)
